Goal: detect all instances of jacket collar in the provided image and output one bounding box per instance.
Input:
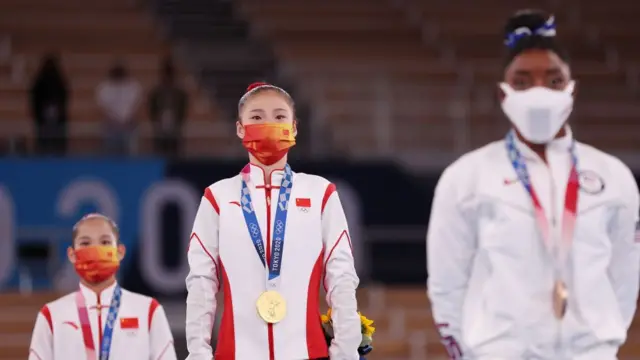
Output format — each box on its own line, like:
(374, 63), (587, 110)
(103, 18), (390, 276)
(242, 163), (286, 187)
(79, 281), (118, 307)
(512, 126), (574, 163)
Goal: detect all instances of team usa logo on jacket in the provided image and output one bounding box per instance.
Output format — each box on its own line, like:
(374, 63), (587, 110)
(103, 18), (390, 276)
(578, 170), (605, 195)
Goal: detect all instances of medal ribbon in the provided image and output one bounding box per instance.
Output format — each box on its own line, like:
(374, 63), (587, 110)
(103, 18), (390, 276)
(75, 285), (122, 360)
(505, 131), (579, 275)
(241, 164), (293, 286)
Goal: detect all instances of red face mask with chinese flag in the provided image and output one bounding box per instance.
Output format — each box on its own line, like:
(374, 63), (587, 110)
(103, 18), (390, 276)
(242, 123), (296, 165)
(73, 245), (120, 283)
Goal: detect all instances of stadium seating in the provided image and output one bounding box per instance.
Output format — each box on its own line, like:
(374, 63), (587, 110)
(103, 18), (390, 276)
(235, 0), (453, 158)
(0, 291), (59, 360)
(1, 0), (638, 159)
(0, 0), (230, 156)
(3, 0), (636, 159)
(401, 0), (640, 151)
(236, 0), (640, 161)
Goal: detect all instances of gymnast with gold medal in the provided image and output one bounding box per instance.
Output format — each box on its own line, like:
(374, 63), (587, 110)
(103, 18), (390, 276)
(185, 82), (366, 360)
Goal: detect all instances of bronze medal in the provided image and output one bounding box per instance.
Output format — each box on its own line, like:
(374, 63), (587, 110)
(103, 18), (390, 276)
(552, 280), (568, 319)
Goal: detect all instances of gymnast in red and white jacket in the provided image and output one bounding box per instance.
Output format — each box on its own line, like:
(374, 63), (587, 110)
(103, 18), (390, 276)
(29, 214), (176, 360)
(185, 82), (361, 360)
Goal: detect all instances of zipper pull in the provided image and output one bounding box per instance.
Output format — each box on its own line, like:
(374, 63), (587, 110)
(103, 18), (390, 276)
(267, 195), (271, 206)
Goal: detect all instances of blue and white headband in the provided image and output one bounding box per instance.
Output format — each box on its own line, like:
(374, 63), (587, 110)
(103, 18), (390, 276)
(504, 16), (557, 49)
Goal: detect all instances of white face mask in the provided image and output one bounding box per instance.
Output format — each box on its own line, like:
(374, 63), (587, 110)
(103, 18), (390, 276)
(500, 81), (575, 144)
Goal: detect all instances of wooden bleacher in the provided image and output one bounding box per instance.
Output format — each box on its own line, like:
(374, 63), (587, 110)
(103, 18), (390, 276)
(402, 0), (640, 151)
(0, 291), (59, 360)
(236, 0), (640, 159)
(0, 0), (236, 157)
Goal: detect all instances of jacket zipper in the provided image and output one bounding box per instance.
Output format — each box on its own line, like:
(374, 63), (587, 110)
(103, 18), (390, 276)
(97, 296), (103, 354)
(548, 166), (557, 248)
(547, 165), (565, 354)
(265, 184), (275, 360)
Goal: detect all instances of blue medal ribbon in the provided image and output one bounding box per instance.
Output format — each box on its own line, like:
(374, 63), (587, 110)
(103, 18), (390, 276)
(241, 164), (293, 283)
(505, 130), (578, 192)
(100, 285), (122, 360)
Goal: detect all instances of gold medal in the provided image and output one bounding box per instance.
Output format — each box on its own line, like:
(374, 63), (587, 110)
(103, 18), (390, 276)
(256, 290), (287, 323)
(552, 280), (568, 319)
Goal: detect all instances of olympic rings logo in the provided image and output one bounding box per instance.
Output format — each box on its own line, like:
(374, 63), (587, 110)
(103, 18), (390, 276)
(275, 220), (284, 233)
(249, 223), (260, 237)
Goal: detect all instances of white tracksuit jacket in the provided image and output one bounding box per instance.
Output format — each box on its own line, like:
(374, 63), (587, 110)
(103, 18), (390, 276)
(28, 282), (176, 360)
(185, 163), (361, 360)
(427, 129), (640, 360)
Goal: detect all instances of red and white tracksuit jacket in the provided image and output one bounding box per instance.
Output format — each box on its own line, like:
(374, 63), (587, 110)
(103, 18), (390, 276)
(29, 282), (176, 360)
(185, 164), (361, 360)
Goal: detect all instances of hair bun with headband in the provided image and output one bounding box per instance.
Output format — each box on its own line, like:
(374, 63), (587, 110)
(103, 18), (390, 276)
(238, 81), (293, 110)
(246, 82), (271, 93)
(504, 10), (557, 49)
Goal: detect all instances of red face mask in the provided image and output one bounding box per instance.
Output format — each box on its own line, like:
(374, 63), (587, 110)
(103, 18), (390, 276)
(242, 123), (296, 165)
(73, 245), (120, 283)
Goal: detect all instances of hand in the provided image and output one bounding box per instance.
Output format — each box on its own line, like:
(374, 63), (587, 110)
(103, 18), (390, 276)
(441, 335), (463, 360)
(358, 345), (372, 356)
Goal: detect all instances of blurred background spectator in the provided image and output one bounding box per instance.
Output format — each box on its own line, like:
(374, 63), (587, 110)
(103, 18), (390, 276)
(29, 53), (68, 155)
(96, 61), (142, 156)
(0, 0), (640, 359)
(148, 57), (188, 157)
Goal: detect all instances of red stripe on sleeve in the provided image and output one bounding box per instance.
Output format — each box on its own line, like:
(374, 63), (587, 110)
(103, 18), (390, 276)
(191, 232), (221, 291)
(321, 183), (336, 214)
(148, 298), (160, 331)
(40, 305), (53, 333)
(204, 188), (220, 214)
(322, 230), (352, 292)
(155, 341), (174, 360)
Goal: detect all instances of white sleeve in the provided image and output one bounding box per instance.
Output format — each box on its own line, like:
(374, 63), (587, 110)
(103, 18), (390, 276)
(96, 84), (107, 110)
(427, 164), (477, 359)
(607, 166), (640, 330)
(29, 306), (53, 360)
(149, 301), (177, 360)
(322, 184), (361, 360)
(96, 84), (121, 120)
(185, 188), (220, 360)
(121, 82), (142, 120)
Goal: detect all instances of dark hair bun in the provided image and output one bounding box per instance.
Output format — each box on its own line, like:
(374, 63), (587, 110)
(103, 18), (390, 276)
(505, 9), (549, 36)
(504, 9), (557, 50)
